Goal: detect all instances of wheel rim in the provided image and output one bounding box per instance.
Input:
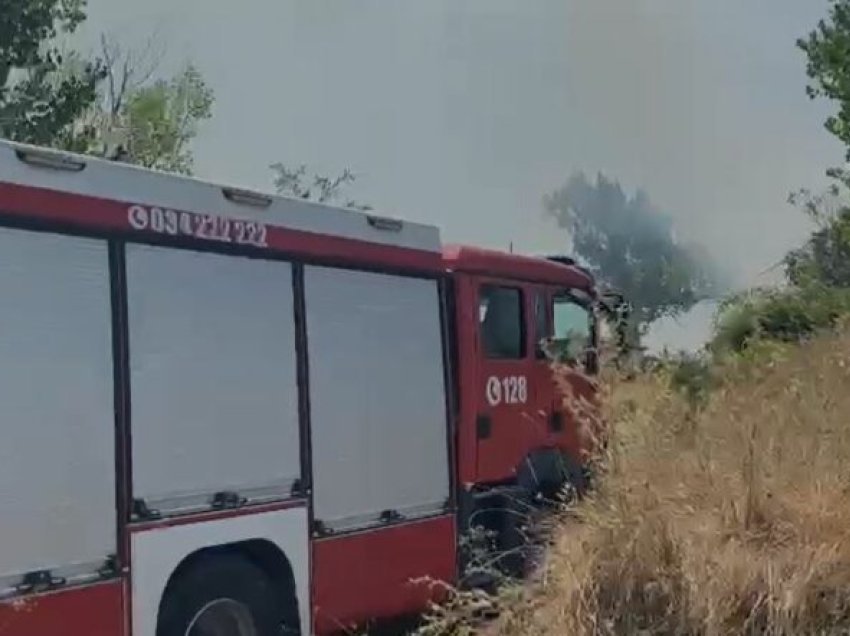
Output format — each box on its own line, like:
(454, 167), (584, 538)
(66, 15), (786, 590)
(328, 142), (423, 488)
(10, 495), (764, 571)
(185, 598), (258, 636)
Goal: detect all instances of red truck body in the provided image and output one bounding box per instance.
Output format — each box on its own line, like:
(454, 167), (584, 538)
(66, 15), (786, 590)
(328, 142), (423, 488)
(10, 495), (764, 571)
(0, 141), (600, 635)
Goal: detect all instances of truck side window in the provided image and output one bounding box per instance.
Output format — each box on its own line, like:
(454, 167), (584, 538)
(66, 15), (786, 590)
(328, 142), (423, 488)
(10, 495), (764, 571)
(479, 285), (525, 359)
(552, 293), (592, 367)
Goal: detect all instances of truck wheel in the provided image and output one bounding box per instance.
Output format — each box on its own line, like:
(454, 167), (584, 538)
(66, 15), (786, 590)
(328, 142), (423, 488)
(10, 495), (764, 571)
(157, 555), (294, 636)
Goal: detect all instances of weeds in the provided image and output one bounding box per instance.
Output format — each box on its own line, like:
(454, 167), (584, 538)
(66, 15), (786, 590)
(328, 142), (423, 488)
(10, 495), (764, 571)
(423, 329), (850, 635)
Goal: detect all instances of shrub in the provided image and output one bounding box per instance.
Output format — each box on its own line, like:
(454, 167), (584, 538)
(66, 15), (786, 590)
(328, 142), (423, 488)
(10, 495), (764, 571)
(710, 285), (850, 354)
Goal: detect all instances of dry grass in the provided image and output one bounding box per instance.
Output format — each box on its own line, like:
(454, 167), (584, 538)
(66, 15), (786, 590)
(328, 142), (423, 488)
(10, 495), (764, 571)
(446, 330), (850, 635)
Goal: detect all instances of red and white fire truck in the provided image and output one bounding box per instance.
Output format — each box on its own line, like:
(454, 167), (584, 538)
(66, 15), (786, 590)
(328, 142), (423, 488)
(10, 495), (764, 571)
(0, 140), (615, 636)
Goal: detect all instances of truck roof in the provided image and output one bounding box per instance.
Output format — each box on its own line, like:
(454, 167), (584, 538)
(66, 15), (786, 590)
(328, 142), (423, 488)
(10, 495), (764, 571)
(443, 244), (594, 290)
(1, 141), (595, 289)
(0, 140), (442, 268)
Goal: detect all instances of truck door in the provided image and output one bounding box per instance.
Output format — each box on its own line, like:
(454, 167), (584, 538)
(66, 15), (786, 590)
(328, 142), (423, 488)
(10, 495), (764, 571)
(548, 287), (599, 463)
(531, 287), (558, 442)
(474, 280), (537, 483)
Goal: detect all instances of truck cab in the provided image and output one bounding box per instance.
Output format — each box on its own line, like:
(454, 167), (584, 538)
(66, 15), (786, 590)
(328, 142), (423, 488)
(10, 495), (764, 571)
(445, 245), (600, 508)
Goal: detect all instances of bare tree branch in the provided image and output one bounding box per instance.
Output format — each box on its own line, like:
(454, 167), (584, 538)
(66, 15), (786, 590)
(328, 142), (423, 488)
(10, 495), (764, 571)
(98, 30), (166, 116)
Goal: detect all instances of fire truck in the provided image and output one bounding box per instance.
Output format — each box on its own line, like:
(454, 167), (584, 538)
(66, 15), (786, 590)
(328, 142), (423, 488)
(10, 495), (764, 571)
(0, 140), (613, 636)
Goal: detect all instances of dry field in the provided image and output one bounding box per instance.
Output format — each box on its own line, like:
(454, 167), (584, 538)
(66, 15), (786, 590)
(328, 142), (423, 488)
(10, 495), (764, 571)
(426, 330), (850, 635)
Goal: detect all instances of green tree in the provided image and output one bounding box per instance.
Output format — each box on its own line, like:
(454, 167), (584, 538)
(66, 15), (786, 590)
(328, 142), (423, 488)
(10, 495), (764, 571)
(788, 3), (850, 291)
(270, 162), (371, 210)
(67, 34), (214, 175)
(785, 187), (850, 288)
(0, 0), (103, 146)
(710, 1), (850, 355)
(544, 172), (724, 336)
(119, 64), (213, 174)
(710, 186), (850, 354)
(799, 0), (850, 159)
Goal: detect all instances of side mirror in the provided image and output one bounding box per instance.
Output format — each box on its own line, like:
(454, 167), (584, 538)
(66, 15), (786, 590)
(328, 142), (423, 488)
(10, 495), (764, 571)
(599, 292), (630, 320)
(536, 337), (551, 361)
(597, 292), (632, 357)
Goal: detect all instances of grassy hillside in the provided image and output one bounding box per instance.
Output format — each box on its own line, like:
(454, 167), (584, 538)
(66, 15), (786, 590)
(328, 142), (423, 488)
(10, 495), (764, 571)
(431, 329), (850, 635)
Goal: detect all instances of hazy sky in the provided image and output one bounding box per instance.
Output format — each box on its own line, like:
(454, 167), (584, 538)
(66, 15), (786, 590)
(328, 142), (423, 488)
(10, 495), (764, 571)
(76, 0), (842, 348)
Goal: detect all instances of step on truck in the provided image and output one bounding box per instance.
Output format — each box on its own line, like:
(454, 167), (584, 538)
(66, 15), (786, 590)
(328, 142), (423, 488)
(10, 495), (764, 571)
(0, 140), (612, 636)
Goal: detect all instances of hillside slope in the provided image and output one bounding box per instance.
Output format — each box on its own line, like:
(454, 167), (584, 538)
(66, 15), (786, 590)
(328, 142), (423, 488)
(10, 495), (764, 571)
(468, 331), (850, 635)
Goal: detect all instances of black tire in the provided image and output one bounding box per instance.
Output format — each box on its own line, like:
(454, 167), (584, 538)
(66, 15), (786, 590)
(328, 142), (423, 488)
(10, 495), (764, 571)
(157, 555), (294, 636)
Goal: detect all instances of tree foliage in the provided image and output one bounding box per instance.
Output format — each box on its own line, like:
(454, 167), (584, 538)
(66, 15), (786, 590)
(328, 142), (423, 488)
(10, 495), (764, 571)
(544, 172), (723, 334)
(785, 187), (850, 288)
(711, 284), (850, 354)
(1, 12), (213, 175)
(710, 2), (850, 354)
(64, 35), (213, 175)
(118, 64), (213, 174)
(799, 0), (850, 159)
(699, 2), (850, 356)
(711, 185), (850, 354)
(270, 163), (371, 210)
(0, 0), (103, 146)
(790, 2), (850, 289)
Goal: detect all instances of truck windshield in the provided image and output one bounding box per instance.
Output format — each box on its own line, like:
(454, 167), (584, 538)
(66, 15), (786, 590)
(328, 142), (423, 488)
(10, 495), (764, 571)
(551, 293), (593, 366)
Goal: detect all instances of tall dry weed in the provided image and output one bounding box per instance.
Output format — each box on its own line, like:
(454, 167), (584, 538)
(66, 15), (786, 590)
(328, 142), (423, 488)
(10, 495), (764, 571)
(478, 331), (850, 635)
